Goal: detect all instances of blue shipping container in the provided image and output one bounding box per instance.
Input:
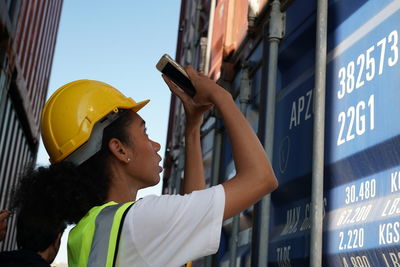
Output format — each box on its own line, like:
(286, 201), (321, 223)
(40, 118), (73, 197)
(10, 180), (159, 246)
(269, 0), (400, 266)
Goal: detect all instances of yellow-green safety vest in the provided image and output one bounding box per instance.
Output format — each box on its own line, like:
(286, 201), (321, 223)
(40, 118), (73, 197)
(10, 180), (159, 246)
(67, 201), (134, 267)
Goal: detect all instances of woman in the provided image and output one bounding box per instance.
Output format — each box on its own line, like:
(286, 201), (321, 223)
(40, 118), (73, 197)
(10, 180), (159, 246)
(32, 66), (277, 266)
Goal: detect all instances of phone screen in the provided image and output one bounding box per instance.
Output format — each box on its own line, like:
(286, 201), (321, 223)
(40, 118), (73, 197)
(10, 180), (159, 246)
(163, 62), (196, 97)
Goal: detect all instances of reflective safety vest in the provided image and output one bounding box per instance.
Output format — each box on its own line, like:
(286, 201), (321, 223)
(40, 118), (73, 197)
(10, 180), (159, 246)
(68, 201), (134, 267)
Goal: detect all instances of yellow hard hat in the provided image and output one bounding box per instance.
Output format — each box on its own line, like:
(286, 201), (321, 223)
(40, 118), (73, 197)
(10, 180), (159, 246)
(41, 79), (149, 164)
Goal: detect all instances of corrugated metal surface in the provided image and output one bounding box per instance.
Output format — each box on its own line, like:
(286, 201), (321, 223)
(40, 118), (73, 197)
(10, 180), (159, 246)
(208, 0), (255, 81)
(0, 92), (33, 251)
(223, 0), (248, 58)
(0, 0), (62, 251)
(209, 0), (227, 80)
(164, 0), (261, 265)
(163, 0), (215, 195)
(12, 0), (63, 141)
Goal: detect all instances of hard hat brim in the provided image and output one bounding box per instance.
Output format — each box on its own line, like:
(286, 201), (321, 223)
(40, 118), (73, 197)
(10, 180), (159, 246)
(132, 99), (150, 112)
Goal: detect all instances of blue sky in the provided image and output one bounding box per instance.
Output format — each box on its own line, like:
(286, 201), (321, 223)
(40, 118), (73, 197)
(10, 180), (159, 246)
(37, 0), (181, 196)
(35, 1), (181, 263)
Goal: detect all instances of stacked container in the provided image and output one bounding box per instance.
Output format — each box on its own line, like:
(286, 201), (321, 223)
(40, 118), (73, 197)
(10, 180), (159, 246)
(0, 0), (63, 250)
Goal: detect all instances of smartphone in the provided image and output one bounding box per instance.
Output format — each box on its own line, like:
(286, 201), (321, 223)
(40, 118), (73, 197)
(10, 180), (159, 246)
(156, 54), (196, 97)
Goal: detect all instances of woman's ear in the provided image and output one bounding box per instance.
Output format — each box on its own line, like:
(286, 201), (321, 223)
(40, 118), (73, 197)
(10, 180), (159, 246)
(108, 138), (130, 163)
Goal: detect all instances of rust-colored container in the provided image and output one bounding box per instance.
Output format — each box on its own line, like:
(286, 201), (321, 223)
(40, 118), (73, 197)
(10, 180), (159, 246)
(11, 0), (63, 140)
(209, 0), (228, 80)
(224, 0), (249, 57)
(209, 0), (252, 80)
(0, 0), (62, 251)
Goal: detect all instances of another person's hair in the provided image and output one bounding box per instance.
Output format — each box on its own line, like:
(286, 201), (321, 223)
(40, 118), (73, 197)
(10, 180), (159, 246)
(12, 164), (71, 251)
(11, 110), (135, 252)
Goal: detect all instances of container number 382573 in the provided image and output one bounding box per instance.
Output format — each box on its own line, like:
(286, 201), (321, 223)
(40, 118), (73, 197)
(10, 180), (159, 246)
(336, 30), (398, 146)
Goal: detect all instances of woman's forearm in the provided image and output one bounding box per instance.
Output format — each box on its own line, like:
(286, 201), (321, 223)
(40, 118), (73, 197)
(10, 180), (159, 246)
(182, 123), (206, 194)
(211, 89), (278, 220)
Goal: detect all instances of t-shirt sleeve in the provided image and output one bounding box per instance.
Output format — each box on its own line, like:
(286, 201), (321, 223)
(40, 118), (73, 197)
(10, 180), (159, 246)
(125, 185), (225, 267)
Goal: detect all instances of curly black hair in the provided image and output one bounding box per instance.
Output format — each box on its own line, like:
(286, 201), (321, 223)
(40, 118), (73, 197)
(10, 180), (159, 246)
(11, 110), (134, 251)
(12, 163), (74, 251)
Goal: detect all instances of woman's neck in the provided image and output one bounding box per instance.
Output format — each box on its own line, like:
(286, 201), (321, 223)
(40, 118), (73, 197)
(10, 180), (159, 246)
(106, 184), (137, 203)
(105, 159), (141, 203)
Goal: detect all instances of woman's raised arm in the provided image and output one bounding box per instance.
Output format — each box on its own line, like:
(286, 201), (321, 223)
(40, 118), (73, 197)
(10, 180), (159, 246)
(175, 66), (278, 220)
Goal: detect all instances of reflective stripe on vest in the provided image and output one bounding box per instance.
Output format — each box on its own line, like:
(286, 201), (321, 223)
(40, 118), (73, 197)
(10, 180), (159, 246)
(68, 201), (134, 267)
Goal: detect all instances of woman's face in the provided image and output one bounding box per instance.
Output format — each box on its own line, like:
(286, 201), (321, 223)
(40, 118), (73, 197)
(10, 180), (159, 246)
(125, 112), (162, 188)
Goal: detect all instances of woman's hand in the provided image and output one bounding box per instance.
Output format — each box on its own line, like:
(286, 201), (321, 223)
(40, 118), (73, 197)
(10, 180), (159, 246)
(162, 67), (215, 128)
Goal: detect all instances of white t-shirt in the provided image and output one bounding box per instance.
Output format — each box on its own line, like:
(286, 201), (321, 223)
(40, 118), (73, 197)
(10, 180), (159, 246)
(115, 185), (225, 267)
